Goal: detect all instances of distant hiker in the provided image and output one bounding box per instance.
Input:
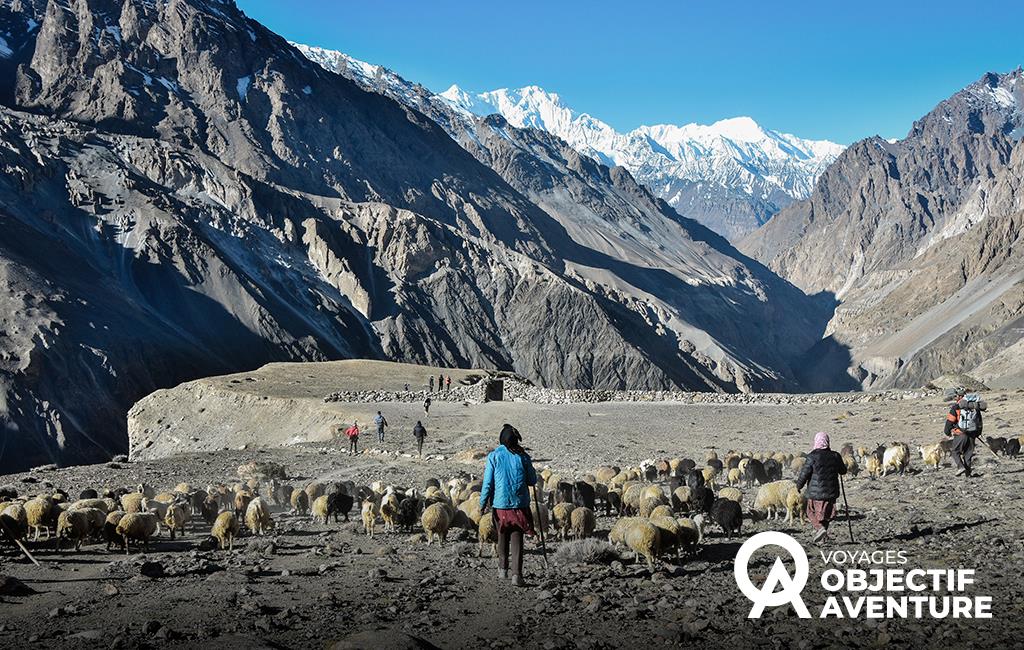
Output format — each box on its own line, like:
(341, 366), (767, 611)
(374, 411), (389, 444)
(429, 376), (434, 392)
(423, 397), (432, 416)
(796, 432), (847, 544)
(404, 383), (410, 392)
(445, 375), (451, 392)
(345, 421), (360, 455)
(413, 420), (427, 457)
(480, 424), (537, 587)
(438, 373), (444, 393)
(944, 388), (986, 477)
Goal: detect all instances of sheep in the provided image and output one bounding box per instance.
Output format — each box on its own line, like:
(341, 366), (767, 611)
(569, 507), (596, 540)
(689, 485), (714, 514)
(1005, 438), (1021, 457)
(843, 455), (860, 476)
(136, 484), (155, 499)
(784, 486), (807, 524)
(530, 500), (550, 534)
(79, 489), (99, 500)
(112, 512), (159, 554)
(457, 498), (483, 525)
(211, 512), (239, 550)
(1, 503), (28, 543)
(311, 495), (330, 525)
(744, 459), (769, 487)
(421, 502), (451, 545)
(189, 489), (208, 517)
(304, 481), (325, 505)
(362, 500), (380, 538)
(594, 466), (619, 483)
(624, 520), (660, 570)
(675, 518), (700, 555)
(163, 503), (189, 539)
(200, 496), (220, 525)
(608, 517), (642, 547)
(380, 491), (401, 533)
(24, 497), (54, 541)
(551, 502), (576, 540)
(725, 468), (742, 486)
(671, 486), (691, 513)
(763, 458), (783, 482)
(325, 487), (354, 523)
(245, 497), (273, 535)
(701, 466), (719, 489)
(882, 443), (910, 476)
(865, 455), (882, 478)
(648, 504), (674, 519)
(173, 482), (192, 495)
(717, 487), (743, 503)
(638, 496), (665, 518)
(710, 498), (743, 538)
(152, 492), (176, 505)
(919, 442), (945, 471)
(120, 492), (146, 514)
(290, 489), (309, 516)
(790, 456), (807, 475)
(477, 513), (497, 557)
(753, 480), (798, 520)
(104, 511), (126, 551)
(56, 509), (90, 550)
(397, 497), (421, 533)
(649, 515), (683, 559)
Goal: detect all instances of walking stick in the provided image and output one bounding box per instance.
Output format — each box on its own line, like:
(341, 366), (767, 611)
(839, 474), (854, 544)
(532, 485), (548, 569)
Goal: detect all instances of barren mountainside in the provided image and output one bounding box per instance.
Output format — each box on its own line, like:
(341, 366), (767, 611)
(0, 0), (823, 471)
(742, 70), (1024, 390)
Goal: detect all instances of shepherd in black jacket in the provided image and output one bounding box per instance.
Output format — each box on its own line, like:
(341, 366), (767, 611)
(796, 432), (847, 544)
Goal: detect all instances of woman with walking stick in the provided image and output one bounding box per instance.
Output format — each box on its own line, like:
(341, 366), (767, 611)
(479, 424), (537, 587)
(795, 431), (847, 544)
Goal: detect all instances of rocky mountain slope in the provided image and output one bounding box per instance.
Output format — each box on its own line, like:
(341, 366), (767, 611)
(0, 0), (824, 471)
(742, 70), (1024, 390)
(438, 83), (844, 240)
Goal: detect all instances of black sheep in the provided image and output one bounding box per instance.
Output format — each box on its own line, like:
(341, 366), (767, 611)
(744, 459), (768, 487)
(679, 458), (697, 474)
(710, 498), (743, 539)
(707, 458), (724, 472)
(763, 458), (783, 482)
(1005, 439), (1021, 457)
(690, 485), (714, 514)
(685, 470), (705, 490)
(985, 436), (1008, 455)
(604, 490), (622, 516)
(397, 497), (421, 532)
(327, 492), (354, 522)
(79, 488), (99, 500)
(573, 482), (596, 510)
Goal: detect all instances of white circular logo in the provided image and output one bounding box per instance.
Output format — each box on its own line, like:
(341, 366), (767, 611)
(734, 531), (812, 618)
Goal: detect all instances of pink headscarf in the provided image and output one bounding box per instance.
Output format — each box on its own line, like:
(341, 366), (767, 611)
(813, 431), (830, 450)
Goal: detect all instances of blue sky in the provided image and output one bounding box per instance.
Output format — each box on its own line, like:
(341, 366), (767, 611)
(236, 0), (1023, 144)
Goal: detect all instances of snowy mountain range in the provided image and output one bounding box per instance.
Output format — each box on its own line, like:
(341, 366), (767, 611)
(439, 85), (846, 239)
(292, 43), (844, 239)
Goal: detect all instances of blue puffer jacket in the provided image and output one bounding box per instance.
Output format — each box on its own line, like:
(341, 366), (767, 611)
(479, 445), (537, 510)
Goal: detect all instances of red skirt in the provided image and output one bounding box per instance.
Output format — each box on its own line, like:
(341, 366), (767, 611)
(806, 499), (836, 529)
(494, 508), (535, 536)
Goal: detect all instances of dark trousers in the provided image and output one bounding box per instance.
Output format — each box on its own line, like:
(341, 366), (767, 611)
(497, 527), (524, 576)
(952, 434), (975, 471)
(377, 427), (385, 443)
(348, 437), (358, 454)
(416, 437), (424, 457)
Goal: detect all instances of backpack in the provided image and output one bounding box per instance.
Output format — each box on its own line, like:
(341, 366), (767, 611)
(956, 394), (985, 433)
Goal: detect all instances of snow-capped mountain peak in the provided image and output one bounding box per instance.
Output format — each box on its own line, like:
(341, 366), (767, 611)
(438, 84), (845, 239)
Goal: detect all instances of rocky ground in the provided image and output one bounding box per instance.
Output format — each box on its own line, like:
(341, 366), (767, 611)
(2, 390), (1024, 649)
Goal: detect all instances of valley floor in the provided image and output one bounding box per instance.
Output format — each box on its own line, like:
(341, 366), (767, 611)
(1, 391), (1023, 649)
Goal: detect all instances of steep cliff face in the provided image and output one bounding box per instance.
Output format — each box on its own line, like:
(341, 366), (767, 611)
(0, 0), (824, 471)
(742, 70), (1024, 389)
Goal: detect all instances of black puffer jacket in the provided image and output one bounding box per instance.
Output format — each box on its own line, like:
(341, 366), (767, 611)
(796, 449), (847, 501)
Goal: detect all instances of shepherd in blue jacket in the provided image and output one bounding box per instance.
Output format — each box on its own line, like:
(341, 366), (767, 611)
(480, 424), (537, 587)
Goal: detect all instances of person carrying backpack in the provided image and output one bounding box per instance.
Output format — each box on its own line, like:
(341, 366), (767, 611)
(374, 411), (388, 444)
(423, 397), (431, 416)
(413, 421), (427, 458)
(944, 389), (985, 477)
(345, 421), (360, 455)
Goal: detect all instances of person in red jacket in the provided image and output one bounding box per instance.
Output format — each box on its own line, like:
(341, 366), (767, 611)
(345, 421), (360, 456)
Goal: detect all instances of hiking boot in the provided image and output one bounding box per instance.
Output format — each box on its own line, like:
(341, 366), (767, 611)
(812, 528), (828, 544)
(510, 574), (524, 587)
(954, 467), (966, 477)
(497, 568), (508, 580)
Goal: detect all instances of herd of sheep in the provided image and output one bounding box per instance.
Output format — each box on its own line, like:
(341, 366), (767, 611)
(1, 436), (1021, 568)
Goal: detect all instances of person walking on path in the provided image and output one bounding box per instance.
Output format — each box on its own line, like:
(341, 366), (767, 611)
(437, 373), (444, 394)
(423, 397), (431, 417)
(944, 388), (985, 477)
(413, 421), (427, 458)
(445, 375), (451, 392)
(480, 424), (537, 587)
(428, 376), (434, 392)
(374, 411), (388, 444)
(795, 431), (847, 544)
(344, 421), (360, 456)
